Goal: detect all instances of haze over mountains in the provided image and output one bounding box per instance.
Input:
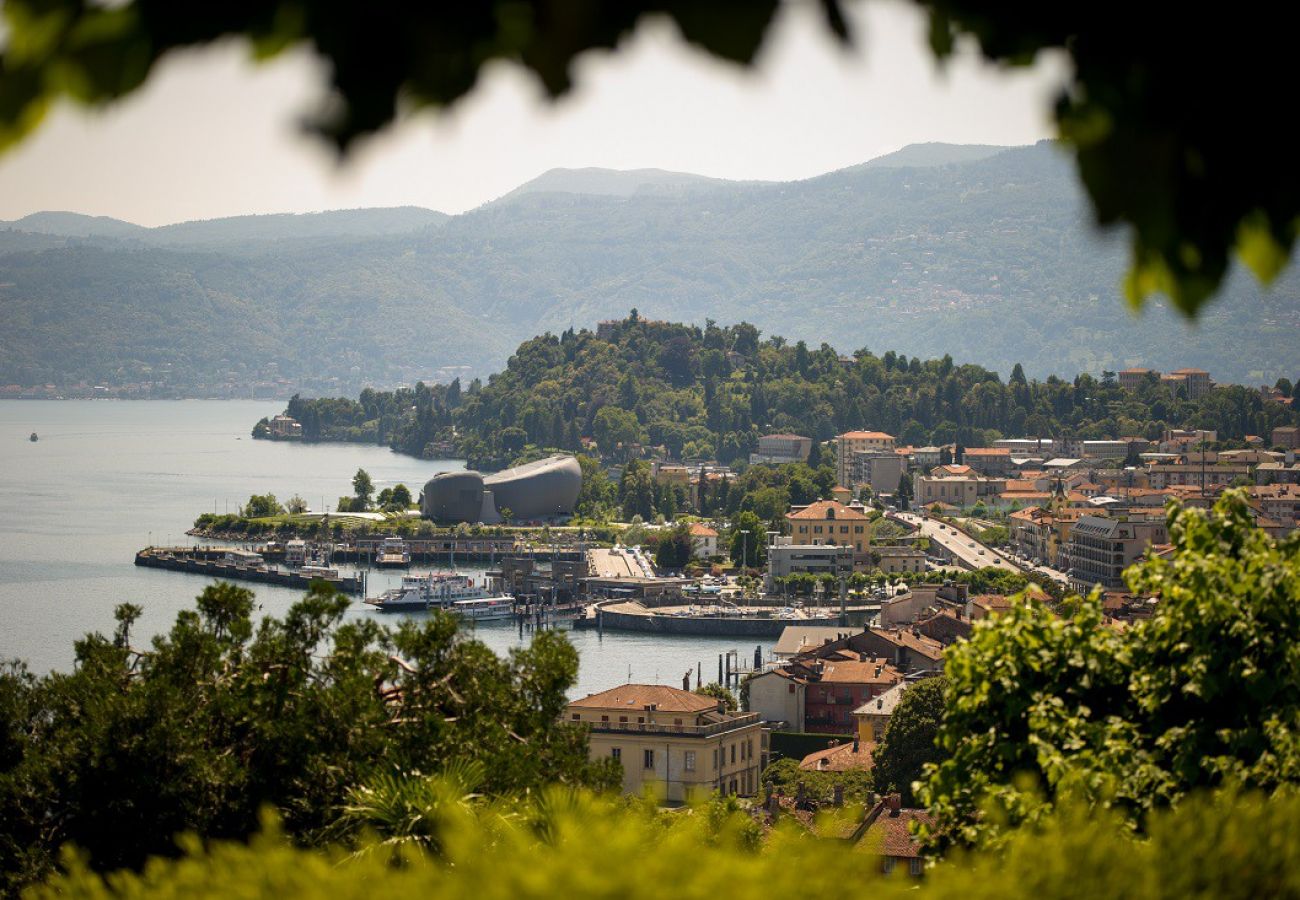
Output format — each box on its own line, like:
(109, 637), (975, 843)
(1, 141), (1295, 396)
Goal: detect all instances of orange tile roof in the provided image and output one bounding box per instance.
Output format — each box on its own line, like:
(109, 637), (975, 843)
(840, 431), (895, 441)
(688, 523), (718, 537)
(965, 447), (1011, 456)
(859, 807), (936, 859)
(800, 740), (875, 773)
(568, 684), (718, 713)
(814, 660), (904, 685)
(786, 500), (869, 521)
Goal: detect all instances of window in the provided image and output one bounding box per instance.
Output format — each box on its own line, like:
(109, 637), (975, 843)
(684, 751), (696, 771)
(643, 749), (655, 769)
(618, 715), (627, 723)
(882, 858), (895, 875)
(570, 713), (580, 721)
(611, 747), (621, 762)
(731, 744), (736, 764)
(854, 525), (864, 533)
(840, 525), (849, 534)
(909, 858), (924, 876)
(637, 716), (644, 723)
(788, 683), (795, 693)
(674, 718), (683, 725)
(713, 748), (719, 769)
(600, 715), (609, 722)
(748, 738), (754, 760)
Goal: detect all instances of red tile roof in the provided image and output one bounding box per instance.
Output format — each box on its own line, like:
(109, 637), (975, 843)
(786, 500), (869, 521)
(568, 684), (718, 713)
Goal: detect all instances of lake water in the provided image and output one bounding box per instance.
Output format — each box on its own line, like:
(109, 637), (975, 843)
(0, 401), (748, 695)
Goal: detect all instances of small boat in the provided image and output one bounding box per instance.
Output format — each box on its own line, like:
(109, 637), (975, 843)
(29, 432), (38, 442)
(374, 536), (411, 568)
(451, 596), (516, 621)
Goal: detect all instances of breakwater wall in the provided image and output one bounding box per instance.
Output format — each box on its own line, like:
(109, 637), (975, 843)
(134, 549), (364, 595)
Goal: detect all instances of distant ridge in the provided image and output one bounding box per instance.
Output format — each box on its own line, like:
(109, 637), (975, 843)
(3, 211), (145, 239)
(852, 142), (1014, 171)
(1, 206), (448, 245)
(493, 167), (751, 204)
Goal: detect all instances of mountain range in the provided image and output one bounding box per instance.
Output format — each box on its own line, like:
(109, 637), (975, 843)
(1, 141), (1295, 393)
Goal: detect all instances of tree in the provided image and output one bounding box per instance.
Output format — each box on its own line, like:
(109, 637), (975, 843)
(920, 491), (1300, 851)
(592, 407), (643, 459)
(896, 472), (913, 510)
(0, 584), (619, 888)
(286, 494), (309, 514)
(871, 677), (946, 805)
(654, 523), (692, 570)
(498, 507), (513, 525)
(728, 510), (765, 569)
(241, 493), (285, 518)
(352, 468), (374, 509)
(389, 483), (413, 509)
(693, 682), (736, 712)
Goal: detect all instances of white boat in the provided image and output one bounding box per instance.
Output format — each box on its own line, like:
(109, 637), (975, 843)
(451, 596), (516, 621)
(365, 571), (511, 615)
(374, 536), (411, 568)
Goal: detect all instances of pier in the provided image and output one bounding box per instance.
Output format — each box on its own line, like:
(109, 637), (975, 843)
(134, 547), (365, 595)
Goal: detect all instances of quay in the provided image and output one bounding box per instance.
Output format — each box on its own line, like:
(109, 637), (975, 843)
(134, 547), (365, 595)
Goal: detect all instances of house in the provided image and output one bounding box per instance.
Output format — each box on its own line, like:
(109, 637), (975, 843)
(852, 680), (909, 743)
(766, 538), (856, 588)
(268, 414), (303, 438)
(748, 655), (904, 735)
(800, 737), (874, 773)
(850, 451), (906, 495)
(688, 523), (718, 558)
(914, 467), (1006, 509)
(854, 795), (936, 878)
(785, 499), (871, 559)
(772, 625), (862, 660)
(566, 684), (766, 803)
(961, 447), (1013, 476)
(1273, 426), (1300, 450)
(837, 431), (896, 489)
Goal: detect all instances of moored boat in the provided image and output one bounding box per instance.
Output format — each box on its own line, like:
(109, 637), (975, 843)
(374, 536), (411, 568)
(365, 571), (511, 615)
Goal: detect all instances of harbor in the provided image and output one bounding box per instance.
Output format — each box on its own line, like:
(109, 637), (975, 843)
(134, 546), (366, 594)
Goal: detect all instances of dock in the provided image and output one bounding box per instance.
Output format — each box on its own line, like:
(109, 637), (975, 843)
(134, 547), (365, 595)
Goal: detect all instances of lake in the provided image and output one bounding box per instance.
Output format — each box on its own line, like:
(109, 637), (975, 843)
(0, 401), (749, 695)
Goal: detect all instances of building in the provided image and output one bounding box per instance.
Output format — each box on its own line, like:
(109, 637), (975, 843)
(1118, 367), (1156, 390)
(1249, 484), (1300, 532)
(268, 414), (303, 438)
(766, 537), (855, 588)
(852, 680), (909, 743)
(836, 431), (896, 489)
(1146, 460), (1253, 490)
(688, 523), (718, 558)
(914, 466), (1007, 509)
(784, 499), (870, 557)
(1163, 367), (1213, 399)
(910, 446), (944, 471)
(850, 451), (906, 495)
(566, 684), (765, 803)
(855, 796), (935, 878)
(1067, 515), (1168, 592)
(421, 454), (582, 524)
(875, 547), (926, 574)
(1257, 462), (1300, 485)
(749, 656), (904, 734)
(961, 447), (1013, 476)
(772, 625), (863, 660)
(799, 738), (873, 774)
(1081, 440), (1131, 460)
(1273, 427), (1300, 450)
(750, 433), (813, 465)
(651, 462), (691, 488)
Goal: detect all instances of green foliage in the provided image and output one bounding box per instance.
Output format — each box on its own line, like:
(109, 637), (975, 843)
(26, 784), (1300, 900)
(728, 511), (765, 568)
(693, 682), (737, 713)
(654, 523), (692, 570)
(352, 469), (374, 508)
(760, 756), (874, 806)
(920, 491), (1300, 850)
(0, 584), (617, 890)
(241, 493), (285, 518)
(871, 677), (946, 805)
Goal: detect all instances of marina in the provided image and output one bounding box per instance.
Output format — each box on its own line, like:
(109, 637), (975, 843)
(134, 546), (366, 594)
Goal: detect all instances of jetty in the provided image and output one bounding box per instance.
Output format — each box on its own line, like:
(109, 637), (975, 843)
(134, 546), (365, 595)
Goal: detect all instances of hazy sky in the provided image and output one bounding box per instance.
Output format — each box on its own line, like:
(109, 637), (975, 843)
(0, 1), (1070, 226)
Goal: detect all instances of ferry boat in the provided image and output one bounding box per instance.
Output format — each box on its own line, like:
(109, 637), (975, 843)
(374, 537), (411, 568)
(451, 596), (516, 621)
(364, 571), (511, 615)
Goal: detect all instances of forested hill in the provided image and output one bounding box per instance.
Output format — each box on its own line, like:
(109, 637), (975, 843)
(3, 142), (1298, 391)
(263, 316), (1300, 471)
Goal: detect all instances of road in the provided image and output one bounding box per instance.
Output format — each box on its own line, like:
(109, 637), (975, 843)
(890, 511), (1017, 572)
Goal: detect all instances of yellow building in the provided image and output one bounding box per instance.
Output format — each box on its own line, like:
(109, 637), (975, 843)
(836, 431), (896, 491)
(566, 684), (766, 804)
(785, 500), (870, 568)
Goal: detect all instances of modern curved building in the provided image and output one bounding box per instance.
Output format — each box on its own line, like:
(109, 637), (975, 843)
(421, 454), (583, 524)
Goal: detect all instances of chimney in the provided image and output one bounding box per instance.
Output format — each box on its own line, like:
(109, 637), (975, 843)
(853, 738), (860, 753)
(796, 781), (807, 806)
(887, 793), (901, 814)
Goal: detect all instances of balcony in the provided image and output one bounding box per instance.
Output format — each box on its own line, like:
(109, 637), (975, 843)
(579, 712), (762, 738)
